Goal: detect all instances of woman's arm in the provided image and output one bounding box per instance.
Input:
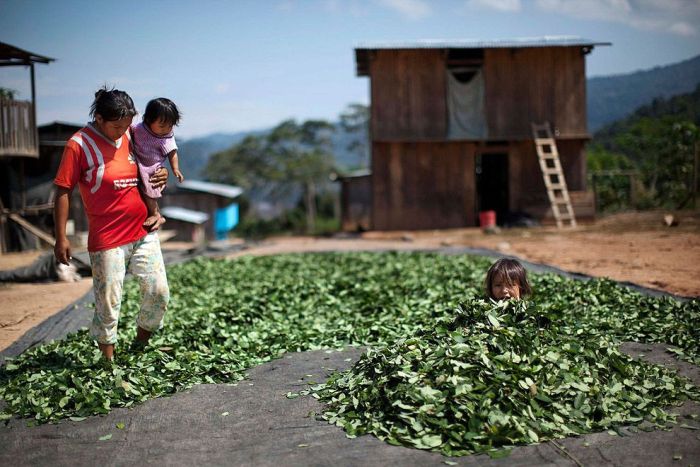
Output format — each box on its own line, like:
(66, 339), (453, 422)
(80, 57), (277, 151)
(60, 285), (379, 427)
(150, 167), (169, 189)
(54, 187), (72, 265)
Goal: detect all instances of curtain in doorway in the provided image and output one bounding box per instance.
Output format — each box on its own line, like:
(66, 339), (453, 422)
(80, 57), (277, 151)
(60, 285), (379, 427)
(447, 70), (487, 140)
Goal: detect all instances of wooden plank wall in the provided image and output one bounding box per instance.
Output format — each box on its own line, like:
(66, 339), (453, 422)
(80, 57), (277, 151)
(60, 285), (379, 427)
(510, 139), (589, 214)
(484, 47), (587, 139)
(370, 50), (447, 141)
(557, 139), (587, 191)
(372, 142), (475, 230)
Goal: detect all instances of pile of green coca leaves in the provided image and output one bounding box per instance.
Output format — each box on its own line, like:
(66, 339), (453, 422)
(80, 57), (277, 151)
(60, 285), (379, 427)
(315, 298), (698, 456)
(0, 252), (697, 457)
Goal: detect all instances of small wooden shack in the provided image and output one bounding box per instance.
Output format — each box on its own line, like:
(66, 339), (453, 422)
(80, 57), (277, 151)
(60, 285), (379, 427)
(161, 180), (242, 241)
(159, 206), (209, 244)
(350, 37), (609, 230)
(335, 170), (371, 232)
(0, 43), (55, 252)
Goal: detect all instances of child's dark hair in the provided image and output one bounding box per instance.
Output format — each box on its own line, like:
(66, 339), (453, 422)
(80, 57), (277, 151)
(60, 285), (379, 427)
(485, 258), (532, 299)
(143, 98), (181, 126)
(89, 86), (137, 121)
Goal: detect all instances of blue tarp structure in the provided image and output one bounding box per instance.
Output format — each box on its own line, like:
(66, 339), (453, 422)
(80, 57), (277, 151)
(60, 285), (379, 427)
(214, 203), (239, 240)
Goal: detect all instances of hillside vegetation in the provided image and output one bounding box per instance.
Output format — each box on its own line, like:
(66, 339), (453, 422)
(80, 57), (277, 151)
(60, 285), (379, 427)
(589, 84), (699, 211)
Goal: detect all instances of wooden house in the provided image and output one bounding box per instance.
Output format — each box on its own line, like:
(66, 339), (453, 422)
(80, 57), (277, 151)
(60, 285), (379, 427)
(350, 37), (609, 230)
(0, 42), (55, 252)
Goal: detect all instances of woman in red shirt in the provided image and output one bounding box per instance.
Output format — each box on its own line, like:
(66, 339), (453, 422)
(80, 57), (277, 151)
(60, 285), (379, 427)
(54, 87), (170, 361)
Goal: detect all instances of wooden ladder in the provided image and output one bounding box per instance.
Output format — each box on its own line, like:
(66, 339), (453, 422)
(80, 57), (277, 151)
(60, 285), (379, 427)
(531, 122), (577, 228)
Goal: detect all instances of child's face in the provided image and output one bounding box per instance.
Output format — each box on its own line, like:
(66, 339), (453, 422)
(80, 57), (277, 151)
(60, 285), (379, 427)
(491, 274), (521, 300)
(149, 118), (174, 137)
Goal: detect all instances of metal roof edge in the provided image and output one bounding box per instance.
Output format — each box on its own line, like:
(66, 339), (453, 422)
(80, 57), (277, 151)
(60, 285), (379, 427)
(354, 36), (611, 51)
(177, 180), (243, 199)
(160, 206), (210, 224)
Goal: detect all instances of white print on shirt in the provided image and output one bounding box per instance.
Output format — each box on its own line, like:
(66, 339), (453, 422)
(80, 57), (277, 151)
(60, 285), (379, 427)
(71, 133), (105, 193)
(71, 135), (93, 183)
(71, 131), (106, 194)
(113, 178), (139, 190)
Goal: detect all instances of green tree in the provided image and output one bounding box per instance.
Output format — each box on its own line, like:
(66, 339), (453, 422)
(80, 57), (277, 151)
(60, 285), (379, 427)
(267, 119), (336, 232)
(339, 103), (369, 169)
(0, 87), (17, 100)
(592, 85), (700, 210)
(612, 117), (698, 208)
(204, 119), (336, 234)
(206, 134), (283, 194)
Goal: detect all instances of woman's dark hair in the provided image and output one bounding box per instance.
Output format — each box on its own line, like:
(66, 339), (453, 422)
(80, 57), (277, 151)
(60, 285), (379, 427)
(89, 86), (137, 121)
(485, 258), (532, 299)
(143, 98), (181, 126)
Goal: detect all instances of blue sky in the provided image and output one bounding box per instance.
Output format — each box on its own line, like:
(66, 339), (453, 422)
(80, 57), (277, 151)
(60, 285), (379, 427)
(1, 0), (699, 138)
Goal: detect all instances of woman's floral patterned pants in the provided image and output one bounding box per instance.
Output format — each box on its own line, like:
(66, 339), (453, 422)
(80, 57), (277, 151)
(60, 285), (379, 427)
(88, 232), (169, 345)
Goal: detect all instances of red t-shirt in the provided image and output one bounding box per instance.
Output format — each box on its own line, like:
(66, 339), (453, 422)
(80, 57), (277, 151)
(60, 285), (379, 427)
(54, 125), (148, 252)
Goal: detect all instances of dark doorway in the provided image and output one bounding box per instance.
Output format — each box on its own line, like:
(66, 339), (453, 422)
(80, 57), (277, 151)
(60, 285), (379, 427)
(476, 153), (509, 225)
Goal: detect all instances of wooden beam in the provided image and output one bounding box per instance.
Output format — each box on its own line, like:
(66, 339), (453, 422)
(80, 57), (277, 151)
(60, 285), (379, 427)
(20, 203), (55, 215)
(8, 213), (55, 246)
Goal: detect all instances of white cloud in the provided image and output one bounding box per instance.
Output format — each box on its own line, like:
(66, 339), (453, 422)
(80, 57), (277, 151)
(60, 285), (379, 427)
(668, 21), (697, 37)
(466, 0), (522, 12)
(215, 83), (231, 95)
(378, 0), (431, 20)
(535, 0), (700, 36)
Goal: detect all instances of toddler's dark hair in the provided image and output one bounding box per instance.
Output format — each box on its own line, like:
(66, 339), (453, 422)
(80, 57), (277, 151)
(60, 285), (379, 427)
(89, 86), (137, 121)
(485, 258), (532, 299)
(143, 98), (181, 127)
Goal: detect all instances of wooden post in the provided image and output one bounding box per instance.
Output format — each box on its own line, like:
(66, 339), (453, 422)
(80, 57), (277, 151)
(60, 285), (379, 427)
(19, 158), (27, 210)
(0, 197), (7, 254)
(30, 62), (38, 153)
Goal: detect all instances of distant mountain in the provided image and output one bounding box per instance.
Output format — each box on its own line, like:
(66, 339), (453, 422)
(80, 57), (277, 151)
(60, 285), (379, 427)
(587, 54), (700, 132)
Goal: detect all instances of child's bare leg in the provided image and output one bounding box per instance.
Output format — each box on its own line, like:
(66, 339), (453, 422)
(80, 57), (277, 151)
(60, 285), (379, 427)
(143, 196), (161, 228)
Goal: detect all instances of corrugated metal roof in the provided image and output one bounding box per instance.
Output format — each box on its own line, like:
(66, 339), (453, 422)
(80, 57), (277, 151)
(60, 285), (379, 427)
(177, 180), (243, 199)
(354, 36), (610, 76)
(355, 36), (610, 50)
(161, 206), (209, 224)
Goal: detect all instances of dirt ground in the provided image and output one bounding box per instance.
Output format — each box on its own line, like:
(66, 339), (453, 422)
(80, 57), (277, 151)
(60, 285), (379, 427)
(1, 209), (698, 352)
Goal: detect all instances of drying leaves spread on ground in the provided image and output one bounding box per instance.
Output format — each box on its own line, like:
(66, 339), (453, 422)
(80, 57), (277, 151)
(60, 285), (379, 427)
(0, 252), (698, 456)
